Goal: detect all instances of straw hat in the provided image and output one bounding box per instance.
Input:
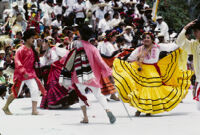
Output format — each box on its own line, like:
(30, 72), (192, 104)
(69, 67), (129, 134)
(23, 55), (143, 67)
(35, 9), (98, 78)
(0, 50), (5, 54)
(12, 2), (18, 8)
(125, 25), (132, 30)
(156, 16), (163, 20)
(157, 33), (164, 38)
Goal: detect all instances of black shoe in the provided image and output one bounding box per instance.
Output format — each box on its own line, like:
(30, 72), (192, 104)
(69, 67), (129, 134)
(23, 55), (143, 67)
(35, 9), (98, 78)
(146, 113), (151, 116)
(135, 111), (141, 117)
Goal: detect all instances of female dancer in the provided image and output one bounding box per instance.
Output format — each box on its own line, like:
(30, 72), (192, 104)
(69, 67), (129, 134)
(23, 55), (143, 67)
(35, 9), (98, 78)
(40, 41), (78, 109)
(99, 30), (121, 101)
(113, 32), (193, 116)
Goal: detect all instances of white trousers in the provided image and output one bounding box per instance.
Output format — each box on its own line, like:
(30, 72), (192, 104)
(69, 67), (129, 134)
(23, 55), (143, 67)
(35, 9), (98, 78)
(196, 82), (200, 110)
(18, 79), (40, 102)
(76, 83), (108, 110)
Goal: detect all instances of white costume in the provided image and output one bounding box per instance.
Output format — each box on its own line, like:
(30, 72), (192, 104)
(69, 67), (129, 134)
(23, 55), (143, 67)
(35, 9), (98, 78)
(98, 19), (111, 33)
(128, 43), (178, 63)
(100, 41), (118, 56)
(40, 47), (67, 66)
(156, 21), (170, 42)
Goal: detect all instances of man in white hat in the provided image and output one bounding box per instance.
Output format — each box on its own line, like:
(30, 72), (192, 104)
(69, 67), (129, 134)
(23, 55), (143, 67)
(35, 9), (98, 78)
(156, 16), (169, 42)
(95, 3), (107, 22)
(123, 25), (134, 48)
(10, 2), (25, 18)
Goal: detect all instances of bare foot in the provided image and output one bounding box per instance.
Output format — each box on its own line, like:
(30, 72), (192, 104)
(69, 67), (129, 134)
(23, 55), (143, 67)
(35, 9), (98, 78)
(32, 111), (39, 115)
(80, 118), (89, 124)
(2, 107), (13, 115)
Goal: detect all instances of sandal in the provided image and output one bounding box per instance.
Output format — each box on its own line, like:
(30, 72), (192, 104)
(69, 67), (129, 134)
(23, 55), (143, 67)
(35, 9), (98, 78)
(146, 113), (151, 116)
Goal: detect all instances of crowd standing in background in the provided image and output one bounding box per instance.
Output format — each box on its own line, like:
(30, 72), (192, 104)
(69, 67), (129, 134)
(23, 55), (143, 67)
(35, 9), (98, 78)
(0, 0), (200, 124)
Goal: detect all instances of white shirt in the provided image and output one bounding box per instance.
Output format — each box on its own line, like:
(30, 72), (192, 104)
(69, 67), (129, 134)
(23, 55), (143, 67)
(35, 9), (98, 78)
(41, 3), (54, 26)
(176, 29), (200, 81)
(109, 1), (122, 9)
(98, 19), (111, 33)
(73, 3), (85, 18)
(128, 43), (178, 63)
(97, 41), (104, 51)
(124, 32), (134, 47)
(54, 5), (63, 16)
(15, 21), (27, 32)
(0, 60), (5, 68)
(100, 41), (117, 56)
(156, 21), (169, 42)
(10, 8), (25, 18)
(51, 20), (62, 27)
(63, 0), (77, 16)
(63, 0), (77, 8)
(40, 47), (67, 66)
(110, 18), (121, 28)
(39, 1), (46, 12)
(95, 8), (106, 21)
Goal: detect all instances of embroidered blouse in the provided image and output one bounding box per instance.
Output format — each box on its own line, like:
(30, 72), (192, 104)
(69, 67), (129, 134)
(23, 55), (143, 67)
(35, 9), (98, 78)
(128, 43), (178, 64)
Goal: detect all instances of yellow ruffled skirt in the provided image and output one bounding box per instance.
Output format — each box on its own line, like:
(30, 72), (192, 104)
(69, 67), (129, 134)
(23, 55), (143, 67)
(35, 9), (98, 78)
(113, 49), (193, 114)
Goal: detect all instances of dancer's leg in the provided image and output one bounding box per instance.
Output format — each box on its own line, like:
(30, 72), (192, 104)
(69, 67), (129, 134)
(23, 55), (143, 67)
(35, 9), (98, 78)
(2, 93), (15, 115)
(76, 84), (89, 123)
(90, 86), (116, 124)
(25, 79), (40, 115)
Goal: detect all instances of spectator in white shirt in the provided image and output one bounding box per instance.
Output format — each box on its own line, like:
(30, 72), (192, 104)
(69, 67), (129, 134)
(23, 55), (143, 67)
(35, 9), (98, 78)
(110, 12), (121, 28)
(41, 0), (54, 26)
(63, 0), (77, 16)
(156, 16), (169, 42)
(13, 13), (27, 33)
(10, 2), (25, 18)
(54, 0), (63, 16)
(95, 4), (107, 23)
(100, 30), (121, 57)
(123, 25), (134, 48)
(73, 0), (86, 25)
(51, 14), (62, 27)
(98, 12), (111, 33)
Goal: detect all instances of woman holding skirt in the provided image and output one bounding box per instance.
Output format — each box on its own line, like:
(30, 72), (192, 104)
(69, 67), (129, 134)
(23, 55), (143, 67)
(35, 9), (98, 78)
(112, 32), (193, 116)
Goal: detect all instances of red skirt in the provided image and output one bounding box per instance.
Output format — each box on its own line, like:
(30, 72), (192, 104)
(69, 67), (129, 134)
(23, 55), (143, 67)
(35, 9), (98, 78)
(40, 60), (78, 109)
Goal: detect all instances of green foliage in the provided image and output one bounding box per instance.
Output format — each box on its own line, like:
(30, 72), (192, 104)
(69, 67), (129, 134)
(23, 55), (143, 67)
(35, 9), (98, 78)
(147, 0), (192, 32)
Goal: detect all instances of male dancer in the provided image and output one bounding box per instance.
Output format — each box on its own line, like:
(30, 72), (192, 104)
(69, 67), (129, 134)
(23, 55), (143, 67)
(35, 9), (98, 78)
(176, 17), (200, 105)
(2, 29), (46, 115)
(61, 25), (116, 124)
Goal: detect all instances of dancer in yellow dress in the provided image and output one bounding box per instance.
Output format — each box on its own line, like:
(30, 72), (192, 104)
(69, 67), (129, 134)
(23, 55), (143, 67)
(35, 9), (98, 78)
(113, 32), (193, 116)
